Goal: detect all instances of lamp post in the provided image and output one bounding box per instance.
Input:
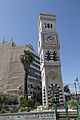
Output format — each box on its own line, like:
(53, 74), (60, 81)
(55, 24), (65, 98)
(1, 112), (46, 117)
(74, 82), (77, 99)
(74, 80), (80, 118)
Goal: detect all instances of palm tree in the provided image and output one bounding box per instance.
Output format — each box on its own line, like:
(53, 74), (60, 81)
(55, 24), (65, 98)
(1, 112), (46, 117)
(20, 50), (34, 100)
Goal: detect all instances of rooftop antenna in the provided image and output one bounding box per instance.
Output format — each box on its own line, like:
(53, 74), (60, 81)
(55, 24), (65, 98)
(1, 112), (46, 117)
(11, 37), (15, 47)
(2, 36), (5, 43)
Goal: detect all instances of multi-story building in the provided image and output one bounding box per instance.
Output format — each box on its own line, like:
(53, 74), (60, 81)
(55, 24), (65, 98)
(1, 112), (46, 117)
(0, 41), (42, 103)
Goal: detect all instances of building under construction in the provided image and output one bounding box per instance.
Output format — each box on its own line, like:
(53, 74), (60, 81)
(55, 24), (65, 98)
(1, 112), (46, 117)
(0, 41), (42, 103)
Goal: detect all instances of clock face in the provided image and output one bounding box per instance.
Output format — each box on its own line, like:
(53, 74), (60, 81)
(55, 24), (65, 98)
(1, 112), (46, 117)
(44, 34), (58, 44)
(47, 36), (54, 41)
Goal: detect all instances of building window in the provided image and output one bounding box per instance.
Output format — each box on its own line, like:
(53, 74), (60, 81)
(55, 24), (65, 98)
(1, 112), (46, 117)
(44, 23), (46, 28)
(34, 59), (40, 64)
(51, 24), (53, 28)
(44, 23), (53, 29)
(30, 84), (33, 88)
(30, 91), (32, 94)
(47, 23), (50, 28)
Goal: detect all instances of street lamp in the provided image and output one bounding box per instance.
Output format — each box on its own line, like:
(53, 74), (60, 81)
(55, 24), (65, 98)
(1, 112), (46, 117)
(74, 82), (77, 98)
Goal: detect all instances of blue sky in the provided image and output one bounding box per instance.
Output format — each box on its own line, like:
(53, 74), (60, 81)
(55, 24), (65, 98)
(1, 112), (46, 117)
(0, 0), (80, 91)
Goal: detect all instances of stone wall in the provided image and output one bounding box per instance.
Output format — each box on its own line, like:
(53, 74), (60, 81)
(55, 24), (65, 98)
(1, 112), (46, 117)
(0, 111), (56, 120)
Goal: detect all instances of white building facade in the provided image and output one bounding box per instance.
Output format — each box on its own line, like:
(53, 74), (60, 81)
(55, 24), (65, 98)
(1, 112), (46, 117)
(38, 13), (64, 107)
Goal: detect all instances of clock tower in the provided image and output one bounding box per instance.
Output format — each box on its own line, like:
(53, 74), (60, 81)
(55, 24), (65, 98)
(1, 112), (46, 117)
(38, 13), (65, 107)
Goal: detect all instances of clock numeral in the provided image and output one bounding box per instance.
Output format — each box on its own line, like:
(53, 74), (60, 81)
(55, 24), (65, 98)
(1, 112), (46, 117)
(52, 51), (59, 61)
(45, 50), (59, 61)
(45, 50), (51, 61)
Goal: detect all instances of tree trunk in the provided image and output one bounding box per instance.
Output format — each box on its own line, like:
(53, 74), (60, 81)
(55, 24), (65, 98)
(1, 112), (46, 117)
(24, 71), (28, 100)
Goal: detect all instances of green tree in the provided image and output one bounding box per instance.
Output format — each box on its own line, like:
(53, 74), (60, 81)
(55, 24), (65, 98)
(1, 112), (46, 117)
(51, 96), (56, 107)
(68, 99), (77, 108)
(0, 94), (8, 113)
(26, 99), (35, 111)
(20, 50), (34, 100)
(1, 95), (8, 105)
(0, 94), (8, 106)
(19, 97), (35, 111)
(19, 96), (27, 107)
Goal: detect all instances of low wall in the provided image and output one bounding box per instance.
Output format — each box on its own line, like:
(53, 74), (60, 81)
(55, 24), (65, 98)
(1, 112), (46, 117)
(0, 110), (56, 120)
(0, 109), (78, 120)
